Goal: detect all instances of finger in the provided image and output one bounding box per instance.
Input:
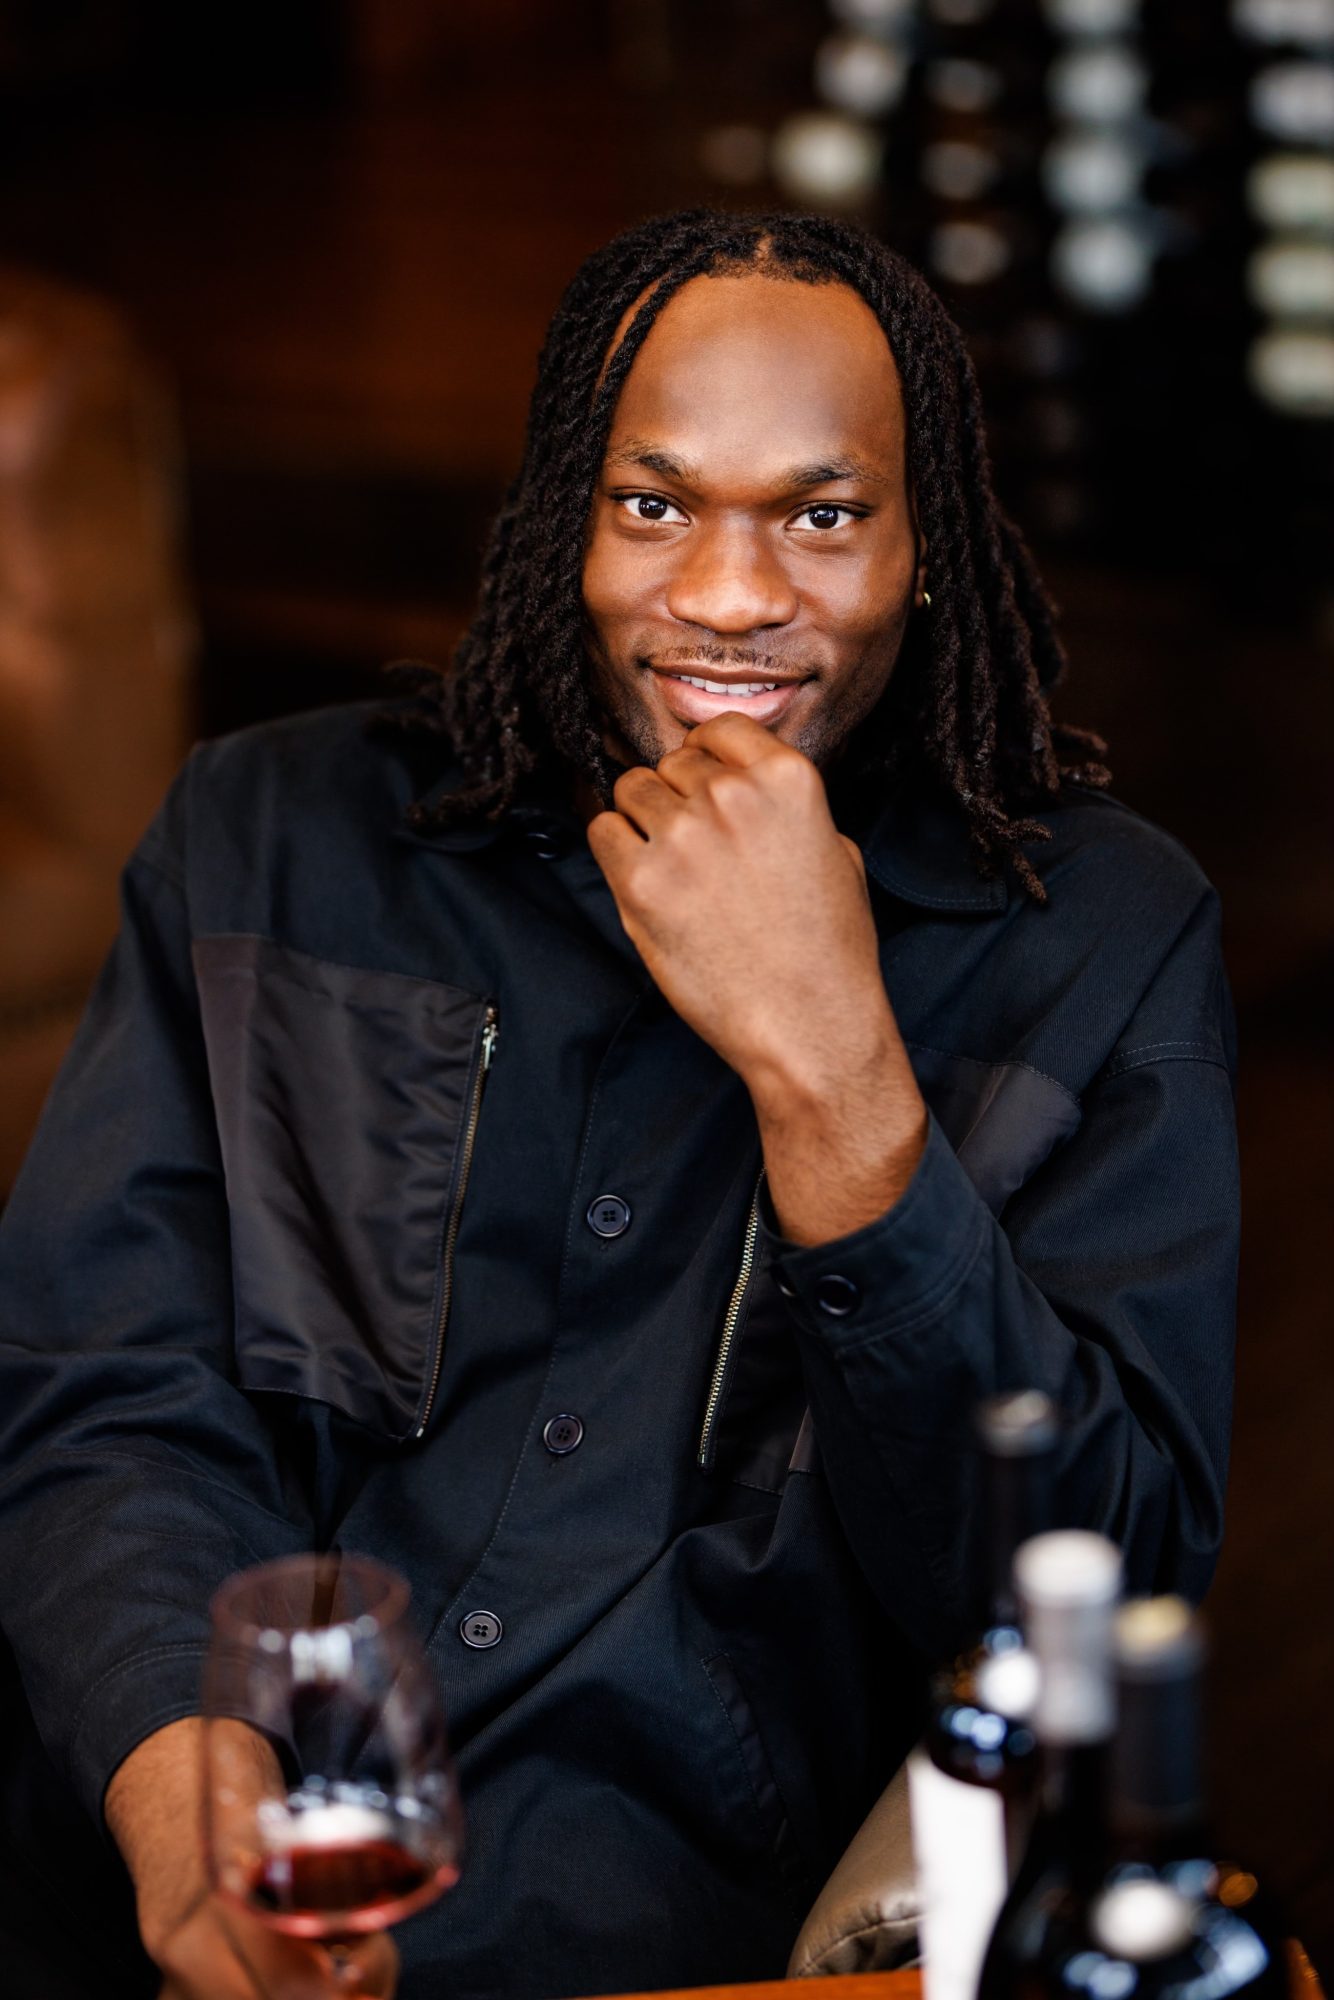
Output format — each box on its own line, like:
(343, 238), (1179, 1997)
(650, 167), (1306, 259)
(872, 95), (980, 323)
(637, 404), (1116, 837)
(585, 807), (647, 885)
(608, 765), (680, 839)
(653, 744), (725, 798)
(215, 1898), (340, 2000)
(329, 1931), (399, 1998)
(682, 710), (792, 768)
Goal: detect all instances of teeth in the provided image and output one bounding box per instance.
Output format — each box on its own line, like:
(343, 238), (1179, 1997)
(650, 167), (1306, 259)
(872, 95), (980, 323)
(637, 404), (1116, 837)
(675, 676), (780, 695)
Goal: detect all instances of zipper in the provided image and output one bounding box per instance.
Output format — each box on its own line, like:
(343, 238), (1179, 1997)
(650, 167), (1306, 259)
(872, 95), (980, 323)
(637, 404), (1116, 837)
(415, 1004), (498, 1440)
(697, 1170), (765, 1470)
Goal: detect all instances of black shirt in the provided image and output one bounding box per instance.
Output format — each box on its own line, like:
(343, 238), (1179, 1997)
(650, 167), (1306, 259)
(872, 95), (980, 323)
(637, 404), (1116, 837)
(0, 701), (1239, 1997)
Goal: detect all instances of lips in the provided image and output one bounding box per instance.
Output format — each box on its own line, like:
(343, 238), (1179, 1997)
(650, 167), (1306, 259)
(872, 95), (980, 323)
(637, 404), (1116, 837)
(648, 665), (811, 730)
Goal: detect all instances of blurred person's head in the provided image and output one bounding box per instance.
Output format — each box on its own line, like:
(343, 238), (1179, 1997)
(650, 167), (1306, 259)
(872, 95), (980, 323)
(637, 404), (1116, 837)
(407, 210), (1107, 900)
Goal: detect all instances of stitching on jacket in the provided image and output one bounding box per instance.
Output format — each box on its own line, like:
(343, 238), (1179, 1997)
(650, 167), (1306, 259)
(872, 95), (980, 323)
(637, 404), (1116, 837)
(1102, 1046), (1230, 1080)
(29, 1443), (298, 1537)
(701, 1652), (807, 1898)
(67, 1642), (210, 1757)
(132, 842), (187, 893)
(193, 932), (488, 1007)
(835, 1203), (990, 1356)
(902, 1038), (1081, 1114)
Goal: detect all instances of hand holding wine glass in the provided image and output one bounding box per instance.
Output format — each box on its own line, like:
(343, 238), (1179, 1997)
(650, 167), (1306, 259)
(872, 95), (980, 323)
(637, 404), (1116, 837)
(200, 1553), (462, 1991)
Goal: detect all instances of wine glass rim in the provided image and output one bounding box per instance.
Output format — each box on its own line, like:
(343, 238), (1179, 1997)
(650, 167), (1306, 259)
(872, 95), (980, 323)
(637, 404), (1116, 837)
(210, 1552), (412, 1640)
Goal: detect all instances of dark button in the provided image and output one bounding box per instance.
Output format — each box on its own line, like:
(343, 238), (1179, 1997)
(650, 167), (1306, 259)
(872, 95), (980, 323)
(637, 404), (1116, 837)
(460, 1610), (503, 1649)
(814, 1273), (861, 1317)
(775, 1273), (797, 1300)
(524, 826), (566, 861)
(543, 1413), (584, 1455)
(586, 1194), (632, 1239)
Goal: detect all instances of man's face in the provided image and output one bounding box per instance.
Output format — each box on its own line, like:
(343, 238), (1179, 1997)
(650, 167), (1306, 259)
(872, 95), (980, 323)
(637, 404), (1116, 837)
(581, 270), (924, 771)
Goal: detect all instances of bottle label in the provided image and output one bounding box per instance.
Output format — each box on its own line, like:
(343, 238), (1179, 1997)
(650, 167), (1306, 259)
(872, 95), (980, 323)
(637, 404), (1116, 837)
(908, 1747), (1009, 2000)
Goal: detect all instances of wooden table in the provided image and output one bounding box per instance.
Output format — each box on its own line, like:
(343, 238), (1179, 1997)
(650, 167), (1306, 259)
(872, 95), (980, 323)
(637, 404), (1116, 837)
(598, 1947), (1326, 2000)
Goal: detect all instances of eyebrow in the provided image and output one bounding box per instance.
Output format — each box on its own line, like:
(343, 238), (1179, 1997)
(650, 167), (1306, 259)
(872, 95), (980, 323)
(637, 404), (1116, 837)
(604, 438), (890, 491)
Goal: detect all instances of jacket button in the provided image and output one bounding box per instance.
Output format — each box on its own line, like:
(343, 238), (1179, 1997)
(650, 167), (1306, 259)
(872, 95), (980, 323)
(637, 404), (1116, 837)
(543, 1413), (584, 1455)
(460, 1610), (503, 1649)
(523, 821), (567, 861)
(814, 1273), (860, 1317)
(586, 1194), (632, 1239)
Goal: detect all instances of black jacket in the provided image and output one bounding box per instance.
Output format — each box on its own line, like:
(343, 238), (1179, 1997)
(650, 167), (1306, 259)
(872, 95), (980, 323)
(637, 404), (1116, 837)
(0, 702), (1239, 1998)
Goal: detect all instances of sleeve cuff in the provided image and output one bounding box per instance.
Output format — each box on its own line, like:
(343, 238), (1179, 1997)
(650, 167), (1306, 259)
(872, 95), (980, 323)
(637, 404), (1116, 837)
(66, 1643), (210, 1832)
(759, 1112), (989, 1345)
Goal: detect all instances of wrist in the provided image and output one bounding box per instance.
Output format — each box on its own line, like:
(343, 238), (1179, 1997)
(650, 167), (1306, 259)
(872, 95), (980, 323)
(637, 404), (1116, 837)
(747, 1020), (929, 1249)
(741, 993), (912, 1128)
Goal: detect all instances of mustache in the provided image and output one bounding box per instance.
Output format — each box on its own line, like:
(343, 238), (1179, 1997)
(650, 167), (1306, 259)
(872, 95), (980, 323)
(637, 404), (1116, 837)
(640, 645), (812, 674)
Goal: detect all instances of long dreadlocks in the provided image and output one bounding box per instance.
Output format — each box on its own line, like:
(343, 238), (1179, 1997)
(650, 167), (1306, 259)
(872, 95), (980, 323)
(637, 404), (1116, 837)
(397, 208), (1108, 903)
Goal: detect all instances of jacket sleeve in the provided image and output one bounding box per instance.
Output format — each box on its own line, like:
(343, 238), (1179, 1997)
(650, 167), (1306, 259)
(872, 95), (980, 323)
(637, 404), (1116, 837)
(0, 805), (310, 1824)
(767, 890), (1238, 1658)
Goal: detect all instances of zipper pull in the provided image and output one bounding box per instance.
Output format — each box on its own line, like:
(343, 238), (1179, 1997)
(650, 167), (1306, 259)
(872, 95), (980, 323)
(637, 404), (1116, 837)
(481, 1007), (499, 1070)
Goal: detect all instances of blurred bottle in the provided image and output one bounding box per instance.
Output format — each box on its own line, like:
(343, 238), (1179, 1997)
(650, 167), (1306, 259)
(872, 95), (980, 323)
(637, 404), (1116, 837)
(1071, 1597), (1286, 2000)
(981, 1587), (1288, 2000)
(977, 1528), (1125, 1999)
(909, 1391), (1059, 2000)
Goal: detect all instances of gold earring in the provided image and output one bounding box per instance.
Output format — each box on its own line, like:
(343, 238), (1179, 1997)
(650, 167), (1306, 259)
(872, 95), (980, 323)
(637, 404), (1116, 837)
(921, 589), (932, 609)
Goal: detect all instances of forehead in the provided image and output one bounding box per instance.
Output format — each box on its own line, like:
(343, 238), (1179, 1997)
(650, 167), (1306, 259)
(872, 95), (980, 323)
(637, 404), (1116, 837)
(605, 272), (905, 480)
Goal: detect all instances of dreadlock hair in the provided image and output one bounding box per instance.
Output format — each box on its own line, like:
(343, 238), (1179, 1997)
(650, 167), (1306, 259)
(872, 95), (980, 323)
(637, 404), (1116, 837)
(396, 208), (1109, 903)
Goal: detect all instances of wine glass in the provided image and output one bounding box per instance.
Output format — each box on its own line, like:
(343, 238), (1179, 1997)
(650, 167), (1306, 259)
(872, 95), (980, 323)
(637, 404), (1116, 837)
(202, 1554), (462, 1980)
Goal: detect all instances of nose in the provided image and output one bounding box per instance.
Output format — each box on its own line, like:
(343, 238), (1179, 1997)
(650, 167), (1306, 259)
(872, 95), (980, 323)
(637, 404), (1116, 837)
(665, 518), (799, 635)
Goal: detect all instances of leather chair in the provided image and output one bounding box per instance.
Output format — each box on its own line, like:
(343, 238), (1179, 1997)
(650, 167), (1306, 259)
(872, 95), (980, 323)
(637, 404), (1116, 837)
(788, 1763), (920, 1977)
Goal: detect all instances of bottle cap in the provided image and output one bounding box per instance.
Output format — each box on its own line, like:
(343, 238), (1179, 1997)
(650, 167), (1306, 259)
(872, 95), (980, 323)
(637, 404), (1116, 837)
(1015, 1530), (1123, 1607)
(1091, 1879), (1197, 1960)
(1114, 1596), (1206, 1680)
(976, 1390), (1060, 1456)
(1016, 1532), (1123, 1743)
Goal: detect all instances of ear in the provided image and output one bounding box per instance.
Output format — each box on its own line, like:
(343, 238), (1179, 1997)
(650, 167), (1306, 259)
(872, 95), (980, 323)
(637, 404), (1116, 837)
(912, 536), (930, 611)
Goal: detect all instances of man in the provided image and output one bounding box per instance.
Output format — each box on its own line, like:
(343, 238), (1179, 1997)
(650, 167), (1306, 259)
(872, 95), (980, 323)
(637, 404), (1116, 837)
(0, 211), (1237, 2000)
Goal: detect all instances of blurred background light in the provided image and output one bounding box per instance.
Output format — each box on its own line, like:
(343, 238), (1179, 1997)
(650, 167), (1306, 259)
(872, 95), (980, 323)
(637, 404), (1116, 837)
(1046, 44), (1150, 123)
(926, 0), (997, 23)
(929, 218), (1013, 284)
(1041, 0), (1142, 30)
(1249, 61), (1334, 143)
(1042, 131), (1145, 212)
(771, 110), (883, 205)
(1231, 0), (1334, 46)
(924, 57), (1004, 112)
(1247, 327), (1334, 412)
(1247, 240), (1334, 316)
(1246, 150), (1334, 227)
(815, 32), (912, 116)
(920, 138), (1002, 200)
(829, 0), (918, 33)
(1051, 216), (1155, 309)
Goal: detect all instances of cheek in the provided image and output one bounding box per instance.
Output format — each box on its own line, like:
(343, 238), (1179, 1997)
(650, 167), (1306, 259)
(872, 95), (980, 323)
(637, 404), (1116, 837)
(582, 523), (643, 634)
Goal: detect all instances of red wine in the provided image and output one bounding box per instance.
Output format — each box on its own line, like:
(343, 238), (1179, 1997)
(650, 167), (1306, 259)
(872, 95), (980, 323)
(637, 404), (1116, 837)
(246, 1835), (455, 1936)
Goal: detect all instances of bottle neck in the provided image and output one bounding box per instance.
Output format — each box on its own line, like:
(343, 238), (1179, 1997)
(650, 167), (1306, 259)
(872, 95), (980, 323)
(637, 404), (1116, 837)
(1110, 1665), (1208, 1863)
(1038, 1738), (1110, 1884)
(984, 1448), (1054, 1629)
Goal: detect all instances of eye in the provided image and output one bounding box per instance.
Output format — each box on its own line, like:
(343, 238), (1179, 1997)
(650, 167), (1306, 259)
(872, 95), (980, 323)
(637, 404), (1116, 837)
(616, 492), (689, 525)
(793, 503), (861, 532)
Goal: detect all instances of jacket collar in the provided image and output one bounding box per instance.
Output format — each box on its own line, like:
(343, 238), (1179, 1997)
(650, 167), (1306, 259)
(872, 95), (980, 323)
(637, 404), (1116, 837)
(860, 790), (1009, 914)
(398, 769), (1009, 916)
